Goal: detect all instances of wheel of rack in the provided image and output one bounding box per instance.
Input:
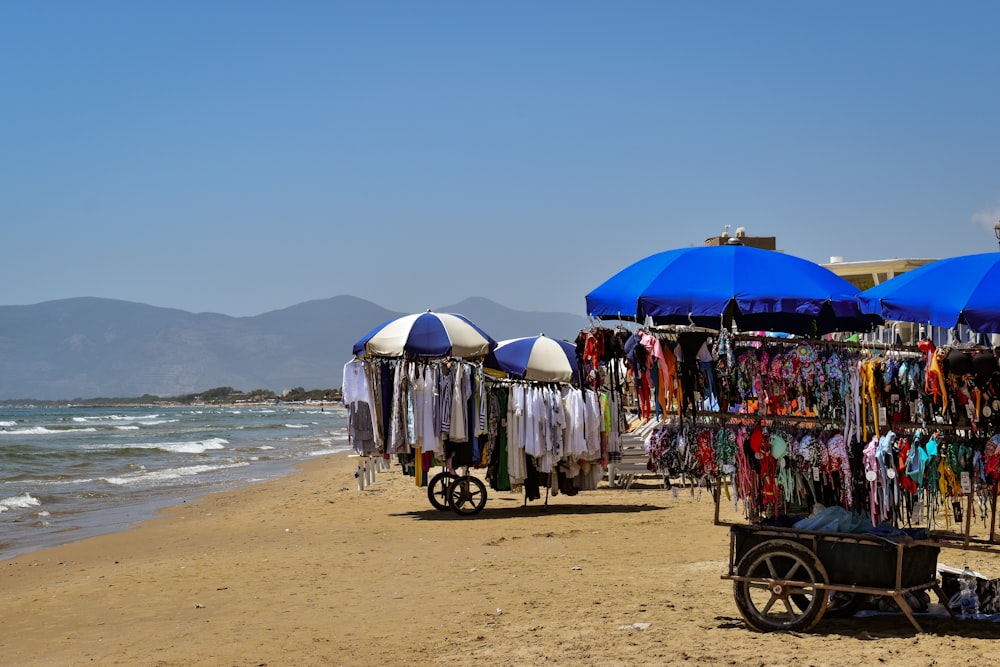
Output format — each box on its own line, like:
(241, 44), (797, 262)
(427, 471), (458, 511)
(447, 475), (488, 516)
(732, 539), (829, 632)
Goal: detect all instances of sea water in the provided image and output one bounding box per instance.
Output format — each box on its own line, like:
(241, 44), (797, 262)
(0, 404), (349, 560)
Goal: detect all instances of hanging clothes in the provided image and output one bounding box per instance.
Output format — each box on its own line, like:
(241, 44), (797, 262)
(343, 358), (377, 454)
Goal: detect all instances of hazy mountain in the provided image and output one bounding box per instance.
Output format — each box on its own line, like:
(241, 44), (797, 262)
(0, 296), (588, 400)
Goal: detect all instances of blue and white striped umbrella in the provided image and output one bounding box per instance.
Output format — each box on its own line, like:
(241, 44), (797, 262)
(485, 334), (579, 384)
(352, 310), (496, 358)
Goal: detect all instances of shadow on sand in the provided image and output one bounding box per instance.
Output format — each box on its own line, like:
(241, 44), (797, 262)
(391, 496), (670, 521)
(713, 610), (1000, 639)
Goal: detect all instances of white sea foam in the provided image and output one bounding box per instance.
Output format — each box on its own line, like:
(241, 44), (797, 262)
(74, 414), (160, 422)
(257, 445), (276, 450)
(0, 426), (98, 435)
(138, 419), (178, 426)
(0, 420), (18, 427)
(284, 424), (309, 429)
(308, 446), (350, 457)
(114, 425), (140, 431)
(0, 493), (41, 513)
(15, 477), (95, 486)
(101, 461), (249, 486)
(85, 437), (229, 454)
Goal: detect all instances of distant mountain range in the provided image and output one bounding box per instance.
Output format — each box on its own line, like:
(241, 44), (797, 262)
(0, 296), (589, 400)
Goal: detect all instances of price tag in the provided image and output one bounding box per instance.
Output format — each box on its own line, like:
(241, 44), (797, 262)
(798, 396), (806, 412)
(961, 471), (972, 495)
(879, 406), (887, 423)
(812, 466), (821, 482)
(886, 469), (896, 479)
(866, 470), (877, 482)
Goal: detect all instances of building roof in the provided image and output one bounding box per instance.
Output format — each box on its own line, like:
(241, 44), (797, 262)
(821, 257), (937, 291)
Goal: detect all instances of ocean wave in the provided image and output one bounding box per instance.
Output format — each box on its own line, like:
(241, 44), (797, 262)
(114, 425), (140, 431)
(101, 461), (250, 486)
(5, 477), (95, 487)
(0, 420), (17, 427)
(308, 446), (351, 457)
(0, 493), (41, 513)
(73, 414), (161, 423)
(85, 437), (229, 455)
(0, 426), (98, 435)
(284, 424), (310, 429)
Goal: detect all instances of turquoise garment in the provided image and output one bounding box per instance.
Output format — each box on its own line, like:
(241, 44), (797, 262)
(906, 444), (928, 486)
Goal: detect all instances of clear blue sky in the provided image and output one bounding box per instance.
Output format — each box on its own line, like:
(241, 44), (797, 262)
(3, 1), (999, 317)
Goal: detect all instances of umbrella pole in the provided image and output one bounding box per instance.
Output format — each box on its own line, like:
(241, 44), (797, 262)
(991, 481), (998, 543)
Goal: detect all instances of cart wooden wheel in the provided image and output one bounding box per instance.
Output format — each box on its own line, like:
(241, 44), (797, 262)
(427, 471), (458, 511)
(448, 475), (487, 516)
(733, 539), (829, 632)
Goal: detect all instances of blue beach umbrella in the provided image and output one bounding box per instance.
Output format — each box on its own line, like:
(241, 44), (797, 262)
(484, 334), (580, 384)
(859, 252), (1000, 334)
(352, 310), (496, 358)
(586, 244), (878, 335)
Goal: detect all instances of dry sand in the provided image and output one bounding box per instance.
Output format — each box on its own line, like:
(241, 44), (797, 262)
(2, 452), (1000, 666)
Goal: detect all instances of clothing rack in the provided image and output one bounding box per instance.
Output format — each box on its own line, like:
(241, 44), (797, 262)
(665, 411), (843, 428)
(728, 333), (923, 353)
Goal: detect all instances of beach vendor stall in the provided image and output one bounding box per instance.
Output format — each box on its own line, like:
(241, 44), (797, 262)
(631, 330), (1000, 632)
(346, 317), (620, 516)
(344, 310), (497, 512)
(699, 330), (1000, 632)
(470, 334), (608, 510)
(586, 244), (1000, 632)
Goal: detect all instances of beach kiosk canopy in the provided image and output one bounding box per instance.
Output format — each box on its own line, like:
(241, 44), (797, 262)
(483, 334), (580, 384)
(586, 244), (880, 335)
(352, 310), (496, 359)
(859, 252), (1000, 334)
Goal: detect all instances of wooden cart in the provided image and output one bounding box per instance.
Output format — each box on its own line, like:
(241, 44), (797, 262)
(721, 523), (956, 632)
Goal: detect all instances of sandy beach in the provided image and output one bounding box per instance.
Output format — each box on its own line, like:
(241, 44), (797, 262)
(3, 452), (1000, 666)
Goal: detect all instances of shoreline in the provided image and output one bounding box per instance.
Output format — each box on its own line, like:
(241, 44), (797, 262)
(0, 450), (342, 563)
(3, 452), (1000, 665)
(0, 404), (350, 564)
